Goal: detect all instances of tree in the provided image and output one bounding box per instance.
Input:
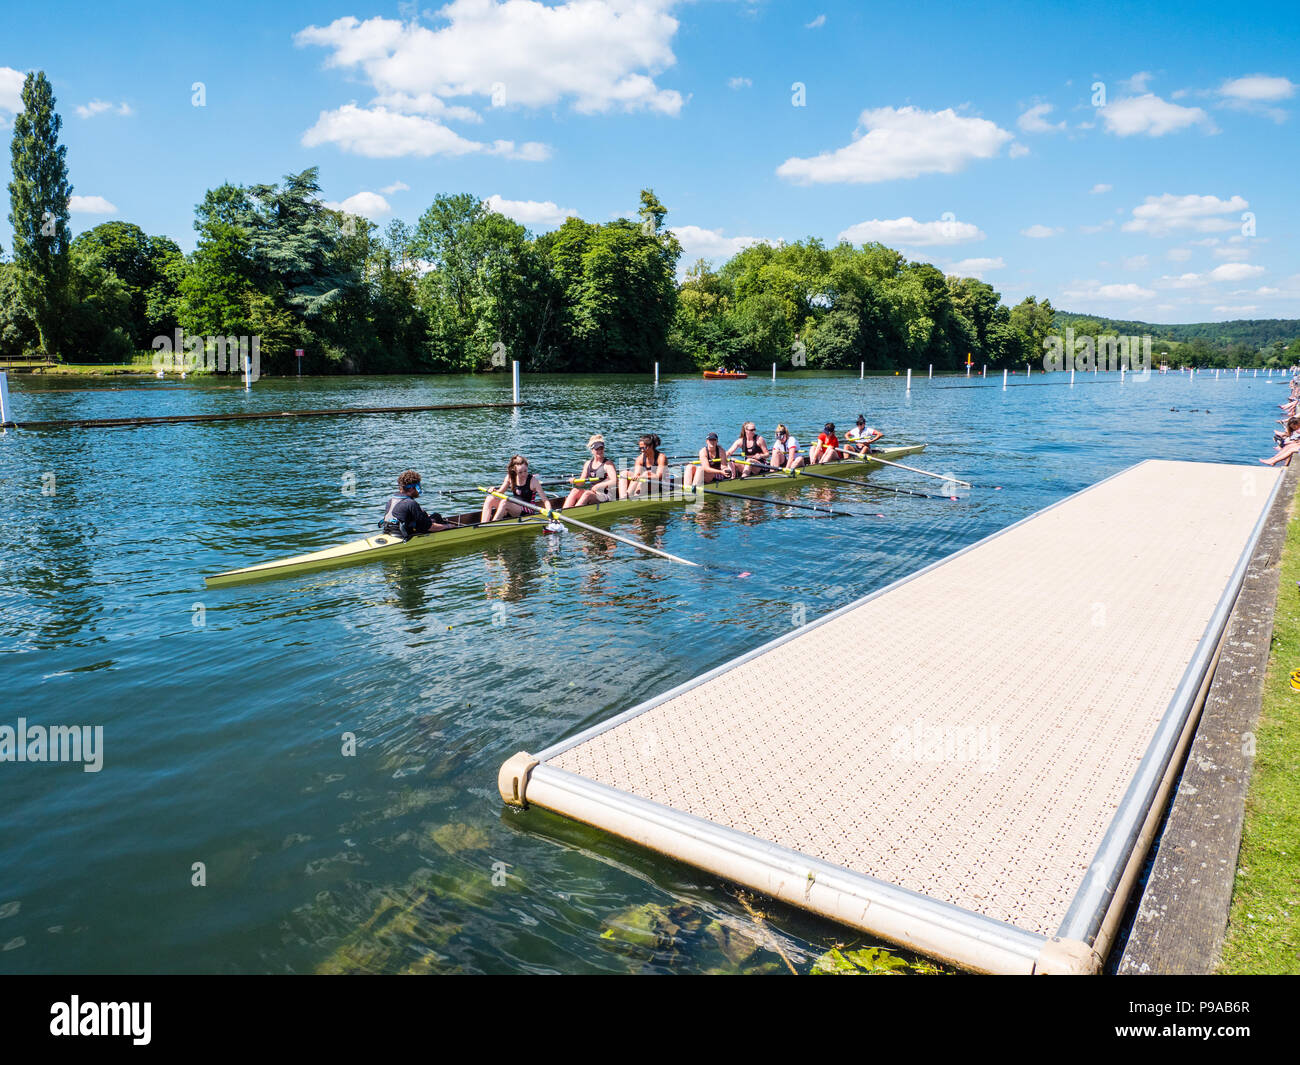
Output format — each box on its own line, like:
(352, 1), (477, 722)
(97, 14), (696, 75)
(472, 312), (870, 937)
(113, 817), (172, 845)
(7, 71), (72, 359)
(73, 222), (184, 347)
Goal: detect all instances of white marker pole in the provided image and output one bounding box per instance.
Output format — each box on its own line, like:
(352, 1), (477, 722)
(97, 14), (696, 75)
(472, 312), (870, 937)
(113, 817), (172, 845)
(1002, 368), (1008, 391)
(243, 354), (251, 391)
(1236, 367), (1240, 380)
(1027, 362), (1031, 379)
(771, 362), (776, 382)
(0, 371), (12, 427)
(860, 361), (864, 380)
(654, 361), (659, 385)
(1120, 366), (1126, 384)
(928, 364), (932, 380)
(906, 368), (911, 393)
(1070, 368), (1075, 387)
(512, 360), (520, 404)
(982, 364), (986, 378)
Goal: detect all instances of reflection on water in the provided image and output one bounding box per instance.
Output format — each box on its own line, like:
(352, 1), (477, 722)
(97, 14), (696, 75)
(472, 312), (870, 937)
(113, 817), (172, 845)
(0, 371), (1277, 973)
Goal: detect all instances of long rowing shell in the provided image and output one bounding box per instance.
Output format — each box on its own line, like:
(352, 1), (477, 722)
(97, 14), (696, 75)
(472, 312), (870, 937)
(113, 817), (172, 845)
(203, 444), (926, 587)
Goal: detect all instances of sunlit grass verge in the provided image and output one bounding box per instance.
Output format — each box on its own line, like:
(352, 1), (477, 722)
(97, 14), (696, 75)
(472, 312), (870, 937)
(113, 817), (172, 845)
(1219, 495), (1300, 974)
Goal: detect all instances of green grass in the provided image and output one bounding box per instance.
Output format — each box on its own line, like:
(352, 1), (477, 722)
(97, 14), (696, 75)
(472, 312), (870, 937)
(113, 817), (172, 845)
(1219, 494), (1300, 973)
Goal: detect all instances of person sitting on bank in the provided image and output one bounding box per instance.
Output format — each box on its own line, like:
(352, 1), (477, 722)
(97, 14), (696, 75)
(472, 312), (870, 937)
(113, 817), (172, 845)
(379, 470), (454, 539)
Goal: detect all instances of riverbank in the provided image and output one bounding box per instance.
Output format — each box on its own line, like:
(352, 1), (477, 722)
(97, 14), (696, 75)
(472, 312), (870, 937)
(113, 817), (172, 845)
(1220, 489), (1300, 973)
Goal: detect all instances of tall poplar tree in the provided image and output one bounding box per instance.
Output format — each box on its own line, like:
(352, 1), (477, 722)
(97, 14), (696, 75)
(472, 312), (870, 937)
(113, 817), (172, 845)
(7, 71), (72, 359)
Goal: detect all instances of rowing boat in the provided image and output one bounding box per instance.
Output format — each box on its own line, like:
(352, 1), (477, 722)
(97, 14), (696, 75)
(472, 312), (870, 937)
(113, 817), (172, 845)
(203, 443), (926, 587)
(703, 370), (747, 379)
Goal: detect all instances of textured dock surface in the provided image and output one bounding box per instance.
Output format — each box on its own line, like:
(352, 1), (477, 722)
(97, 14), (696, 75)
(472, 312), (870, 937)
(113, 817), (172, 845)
(503, 460), (1283, 972)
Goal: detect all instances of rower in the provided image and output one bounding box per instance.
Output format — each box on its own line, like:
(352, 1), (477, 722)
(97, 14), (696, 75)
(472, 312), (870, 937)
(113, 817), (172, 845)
(769, 423), (806, 470)
(686, 432), (736, 487)
(809, 422), (840, 465)
(481, 455), (548, 522)
(842, 414), (883, 457)
(727, 422), (769, 478)
(620, 433), (672, 498)
(563, 434), (618, 508)
(379, 470), (454, 539)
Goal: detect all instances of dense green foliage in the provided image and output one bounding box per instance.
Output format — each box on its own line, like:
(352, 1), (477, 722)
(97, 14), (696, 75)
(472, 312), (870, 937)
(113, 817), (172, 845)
(1054, 311), (1300, 368)
(2, 68), (1296, 373)
(6, 71), (72, 359)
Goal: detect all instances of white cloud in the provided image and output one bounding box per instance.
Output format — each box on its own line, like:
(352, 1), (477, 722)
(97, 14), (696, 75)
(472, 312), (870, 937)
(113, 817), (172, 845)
(380, 180), (409, 195)
(1217, 74), (1295, 121)
(837, 215), (985, 247)
(776, 106), (1012, 184)
(1100, 93), (1215, 136)
(1079, 220), (1114, 234)
(370, 92), (483, 123)
(1021, 224), (1061, 238)
(1156, 272), (1207, 289)
(296, 4), (684, 116)
(1122, 193), (1249, 235)
(1213, 305), (1257, 313)
(0, 66), (23, 112)
(74, 99), (132, 119)
(727, 76), (752, 90)
(67, 195), (117, 214)
(1219, 74), (1294, 102)
(948, 256), (1004, 278)
(1090, 183), (1112, 194)
(1017, 103), (1063, 133)
(1122, 254), (1149, 270)
(805, 14), (826, 29)
(485, 194), (578, 228)
(1061, 280), (1156, 301)
(1008, 142), (1029, 158)
(1122, 71), (1154, 93)
(323, 191), (391, 218)
(1207, 262), (1265, 282)
(1212, 244), (1251, 261)
(1166, 247), (1192, 261)
(673, 224), (767, 265)
(301, 103), (550, 160)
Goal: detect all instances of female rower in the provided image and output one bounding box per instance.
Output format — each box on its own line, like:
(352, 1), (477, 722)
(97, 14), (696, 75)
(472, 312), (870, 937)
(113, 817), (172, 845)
(727, 422), (770, 477)
(842, 414), (883, 457)
(686, 432), (736, 487)
(563, 434), (618, 508)
(620, 433), (672, 498)
(809, 422), (840, 464)
(481, 454), (548, 522)
(769, 424), (806, 470)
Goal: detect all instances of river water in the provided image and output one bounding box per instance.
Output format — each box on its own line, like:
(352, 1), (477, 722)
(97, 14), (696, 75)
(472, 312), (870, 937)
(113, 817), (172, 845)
(0, 368), (1280, 973)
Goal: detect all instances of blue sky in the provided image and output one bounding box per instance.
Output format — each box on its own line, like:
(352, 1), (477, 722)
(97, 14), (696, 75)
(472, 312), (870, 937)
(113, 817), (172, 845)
(2, 0), (1297, 323)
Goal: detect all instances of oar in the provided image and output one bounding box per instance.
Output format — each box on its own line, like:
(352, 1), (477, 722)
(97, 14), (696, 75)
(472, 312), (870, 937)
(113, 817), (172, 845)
(477, 487), (720, 572)
(838, 449), (973, 488)
(691, 484), (883, 518)
(732, 457), (945, 500)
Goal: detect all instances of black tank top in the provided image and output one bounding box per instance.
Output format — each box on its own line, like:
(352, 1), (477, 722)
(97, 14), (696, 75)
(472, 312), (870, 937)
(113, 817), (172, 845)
(512, 475), (535, 502)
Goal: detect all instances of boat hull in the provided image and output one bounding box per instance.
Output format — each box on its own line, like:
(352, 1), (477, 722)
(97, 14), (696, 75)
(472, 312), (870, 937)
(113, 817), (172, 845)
(204, 444), (926, 587)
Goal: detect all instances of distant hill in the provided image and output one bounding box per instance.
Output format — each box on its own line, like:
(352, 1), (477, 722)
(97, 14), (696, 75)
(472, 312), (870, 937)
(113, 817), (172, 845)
(1053, 313), (1300, 350)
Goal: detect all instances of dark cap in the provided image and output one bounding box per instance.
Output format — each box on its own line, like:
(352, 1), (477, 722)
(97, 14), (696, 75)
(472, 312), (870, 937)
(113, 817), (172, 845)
(824, 422), (835, 433)
(856, 414), (866, 425)
(706, 432), (719, 441)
